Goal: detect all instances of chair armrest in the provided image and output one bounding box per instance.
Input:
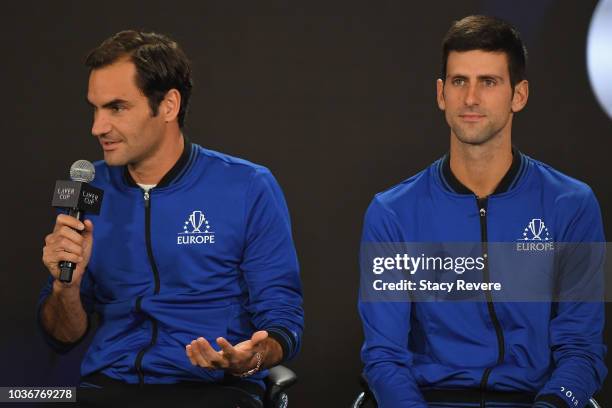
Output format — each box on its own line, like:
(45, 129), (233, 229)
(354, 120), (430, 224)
(264, 365), (298, 407)
(266, 365), (298, 390)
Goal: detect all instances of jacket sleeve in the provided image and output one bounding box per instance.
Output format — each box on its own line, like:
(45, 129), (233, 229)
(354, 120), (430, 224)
(358, 197), (428, 408)
(240, 167), (304, 362)
(534, 188), (607, 408)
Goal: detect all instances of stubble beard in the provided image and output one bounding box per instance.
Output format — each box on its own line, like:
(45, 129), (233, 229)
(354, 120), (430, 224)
(450, 115), (509, 147)
(102, 142), (137, 167)
(103, 153), (123, 167)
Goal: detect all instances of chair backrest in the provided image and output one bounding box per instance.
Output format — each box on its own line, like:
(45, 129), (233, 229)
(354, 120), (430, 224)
(589, 398), (602, 408)
(352, 391), (369, 408)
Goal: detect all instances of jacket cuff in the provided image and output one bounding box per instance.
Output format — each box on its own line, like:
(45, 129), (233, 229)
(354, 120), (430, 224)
(533, 394), (570, 408)
(265, 327), (295, 362)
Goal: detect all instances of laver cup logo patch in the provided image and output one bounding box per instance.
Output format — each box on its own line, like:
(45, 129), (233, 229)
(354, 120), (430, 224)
(516, 218), (554, 251)
(177, 210), (215, 245)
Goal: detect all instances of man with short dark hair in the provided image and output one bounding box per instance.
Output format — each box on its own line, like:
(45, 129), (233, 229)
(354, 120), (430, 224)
(38, 30), (303, 407)
(359, 15), (606, 407)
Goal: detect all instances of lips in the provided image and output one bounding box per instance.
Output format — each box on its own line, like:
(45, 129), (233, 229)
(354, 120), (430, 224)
(459, 113), (486, 122)
(100, 140), (122, 151)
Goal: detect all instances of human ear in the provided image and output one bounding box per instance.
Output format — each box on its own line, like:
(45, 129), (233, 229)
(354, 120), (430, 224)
(511, 80), (529, 113)
(436, 79), (446, 111)
(162, 89), (181, 122)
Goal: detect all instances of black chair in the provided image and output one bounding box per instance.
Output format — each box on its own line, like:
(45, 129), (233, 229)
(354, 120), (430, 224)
(351, 374), (374, 408)
(264, 365), (297, 408)
(351, 375), (602, 408)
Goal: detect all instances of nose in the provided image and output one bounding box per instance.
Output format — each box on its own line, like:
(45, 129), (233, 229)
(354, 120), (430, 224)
(91, 111), (111, 138)
(464, 83), (480, 107)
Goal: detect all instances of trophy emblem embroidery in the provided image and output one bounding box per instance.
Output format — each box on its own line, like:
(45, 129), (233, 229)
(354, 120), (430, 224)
(520, 218), (551, 241)
(182, 210), (212, 234)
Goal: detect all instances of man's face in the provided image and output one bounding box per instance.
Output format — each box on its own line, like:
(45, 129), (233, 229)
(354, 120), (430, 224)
(436, 50), (528, 145)
(87, 59), (166, 166)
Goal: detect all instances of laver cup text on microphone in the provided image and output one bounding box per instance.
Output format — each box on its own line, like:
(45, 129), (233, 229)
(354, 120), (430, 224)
(51, 160), (104, 283)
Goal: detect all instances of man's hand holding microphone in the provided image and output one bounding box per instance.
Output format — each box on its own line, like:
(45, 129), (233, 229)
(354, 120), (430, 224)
(40, 160), (103, 343)
(43, 214), (94, 290)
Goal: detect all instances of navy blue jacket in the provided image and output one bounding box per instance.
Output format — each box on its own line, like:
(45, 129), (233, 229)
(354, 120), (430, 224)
(38, 141), (304, 388)
(359, 151), (606, 408)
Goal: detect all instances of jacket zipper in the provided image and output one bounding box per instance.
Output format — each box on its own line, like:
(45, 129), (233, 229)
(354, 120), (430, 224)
(134, 189), (161, 386)
(477, 197), (505, 408)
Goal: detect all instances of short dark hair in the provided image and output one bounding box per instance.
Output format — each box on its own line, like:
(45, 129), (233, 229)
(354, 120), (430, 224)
(441, 15), (527, 88)
(85, 30), (193, 128)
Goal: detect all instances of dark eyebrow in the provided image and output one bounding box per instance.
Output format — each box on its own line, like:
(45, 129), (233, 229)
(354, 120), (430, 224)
(86, 98), (130, 109)
(447, 74), (505, 82)
(102, 99), (130, 109)
(478, 75), (504, 82)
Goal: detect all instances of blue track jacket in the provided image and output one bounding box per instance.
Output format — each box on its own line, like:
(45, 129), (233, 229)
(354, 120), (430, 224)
(38, 141), (304, 388)
(359, 150), (606, 408)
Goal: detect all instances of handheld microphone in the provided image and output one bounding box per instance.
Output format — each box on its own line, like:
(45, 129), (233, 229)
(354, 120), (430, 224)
(51, 160), (104, 283)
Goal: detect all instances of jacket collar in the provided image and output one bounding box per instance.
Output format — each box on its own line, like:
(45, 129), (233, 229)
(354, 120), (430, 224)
(124, 136), (192, 189)
(441, 146), (524, 196)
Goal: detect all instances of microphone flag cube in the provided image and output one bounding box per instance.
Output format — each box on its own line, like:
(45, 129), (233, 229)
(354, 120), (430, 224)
(52, 180), (104, 215)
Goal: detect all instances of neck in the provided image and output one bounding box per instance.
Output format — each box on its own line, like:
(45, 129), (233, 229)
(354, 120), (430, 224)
(449, 135), (512, 198)
(128, 130), (184, 185)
